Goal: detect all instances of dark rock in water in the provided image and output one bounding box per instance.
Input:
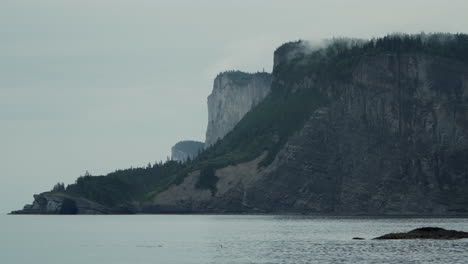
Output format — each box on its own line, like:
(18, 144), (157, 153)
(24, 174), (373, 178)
(374, 227), (468, 240)
(352, 237), (365, 240)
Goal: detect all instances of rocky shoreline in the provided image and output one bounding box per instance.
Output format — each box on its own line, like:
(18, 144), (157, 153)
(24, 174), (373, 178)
(9, 193), (128, 215)
(10, 192), (468, 216)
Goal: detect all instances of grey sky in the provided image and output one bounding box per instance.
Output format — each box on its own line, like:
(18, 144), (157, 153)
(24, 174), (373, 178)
(1, 0), (467, 213)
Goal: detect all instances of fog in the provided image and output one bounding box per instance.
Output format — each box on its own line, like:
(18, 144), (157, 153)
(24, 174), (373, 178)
(1, 0), (467, 213)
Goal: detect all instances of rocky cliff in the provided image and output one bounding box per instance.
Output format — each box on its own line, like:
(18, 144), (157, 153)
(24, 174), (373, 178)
(245, 52), (468, 215)
(12, 34), (468, 215)
(147, 37), (468, 215)
(171, 141), (205, 162)
(205, 71), (272, 146)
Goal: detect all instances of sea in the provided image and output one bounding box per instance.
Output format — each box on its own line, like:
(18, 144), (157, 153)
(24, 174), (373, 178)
(1, 215), (467, 264)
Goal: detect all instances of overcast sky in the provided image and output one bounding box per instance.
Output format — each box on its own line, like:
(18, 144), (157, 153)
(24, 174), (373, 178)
(1, 0), (467, 213)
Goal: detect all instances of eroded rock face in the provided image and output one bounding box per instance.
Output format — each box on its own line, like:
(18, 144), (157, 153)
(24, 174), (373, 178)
(10, 193), (119, 214)
(374, 227), (468, 240)
(205, 71), (272, 147)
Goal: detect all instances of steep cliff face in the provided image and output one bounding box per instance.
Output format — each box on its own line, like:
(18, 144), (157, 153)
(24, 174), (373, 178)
(246, 53), (468, 214)
(171, 141), (205, 162)
(205, 71), (272, 146)
(148, 52), (468, 215)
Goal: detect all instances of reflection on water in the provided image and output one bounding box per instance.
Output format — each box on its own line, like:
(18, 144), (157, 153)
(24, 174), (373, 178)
(1, 215), (467, 264)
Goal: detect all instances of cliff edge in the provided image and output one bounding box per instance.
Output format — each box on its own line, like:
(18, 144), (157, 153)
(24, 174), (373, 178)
(205, 71), (272, 146)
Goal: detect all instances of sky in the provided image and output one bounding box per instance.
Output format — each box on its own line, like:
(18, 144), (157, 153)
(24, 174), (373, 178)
(1, 0), (468, 214)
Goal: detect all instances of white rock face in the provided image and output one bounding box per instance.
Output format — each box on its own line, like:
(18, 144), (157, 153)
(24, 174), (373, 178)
(205, 71), (272, 146)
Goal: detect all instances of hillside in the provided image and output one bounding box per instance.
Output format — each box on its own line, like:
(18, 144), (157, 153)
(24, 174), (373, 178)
(12, 33), (468, 215)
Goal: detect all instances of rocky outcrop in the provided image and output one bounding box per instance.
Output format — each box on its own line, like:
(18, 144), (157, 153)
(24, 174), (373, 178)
(205, 71), (272, 146)
(171, 141), (204, 162)
(374, 227), (468, 240)
(10, 193), (121, 214)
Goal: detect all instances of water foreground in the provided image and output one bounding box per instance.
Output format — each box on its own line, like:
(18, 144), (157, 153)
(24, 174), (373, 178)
(1, 215), (467, 264)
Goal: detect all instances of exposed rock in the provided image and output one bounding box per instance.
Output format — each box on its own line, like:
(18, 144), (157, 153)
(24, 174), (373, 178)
(374, 227), (468, 240)
(205, 71), (272, 147)
(171, 140), (204, 162)
(147, 152), (269, 213)
(10, 193), (123, 215)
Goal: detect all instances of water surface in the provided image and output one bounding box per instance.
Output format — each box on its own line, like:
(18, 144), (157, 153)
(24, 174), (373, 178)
(1, 215), (467, 263)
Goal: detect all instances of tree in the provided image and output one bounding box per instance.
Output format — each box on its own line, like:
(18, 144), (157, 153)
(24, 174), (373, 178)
(52, 182), (65, 192)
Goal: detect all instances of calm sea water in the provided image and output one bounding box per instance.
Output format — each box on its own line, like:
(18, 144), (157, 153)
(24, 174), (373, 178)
(1, 215), (467, 264)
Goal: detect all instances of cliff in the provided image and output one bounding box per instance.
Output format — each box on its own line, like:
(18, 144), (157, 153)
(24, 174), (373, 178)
(12, 33), (468, 215)
(171, 71), (271, 162)
(205, 71), (272, 146)
(245, 52), (468, 214)
(171, 141), (205, 162)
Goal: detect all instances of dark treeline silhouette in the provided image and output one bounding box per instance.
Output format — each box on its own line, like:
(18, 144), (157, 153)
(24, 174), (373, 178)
(55, 160), (185, 207)
(277, 33), (468, 63)
(215, 70), (271, 86)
